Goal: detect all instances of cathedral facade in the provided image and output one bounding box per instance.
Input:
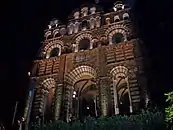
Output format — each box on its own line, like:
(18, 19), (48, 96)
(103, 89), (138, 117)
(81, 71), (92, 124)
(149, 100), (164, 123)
(23, 1), (149, 125)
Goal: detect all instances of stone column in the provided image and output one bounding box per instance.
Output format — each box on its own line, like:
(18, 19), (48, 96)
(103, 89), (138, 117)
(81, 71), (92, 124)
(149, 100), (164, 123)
(99, 77), (108, 116)
(65, 85), (72, 122)
(124, 35), (127, 41)
(126, 78), (133, 113)
(113, 79), (119, 115)
(90, 40), (93, 49)
(42, 89), (49, 124)
(74, 44), (78, 52)
(54, 84), (63, 121)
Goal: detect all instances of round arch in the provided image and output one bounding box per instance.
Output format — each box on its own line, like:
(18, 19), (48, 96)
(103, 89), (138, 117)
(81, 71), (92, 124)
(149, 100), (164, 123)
(65, 65), (97, 86)
(45, 31), (52, 40)
(41, 78), (56, 90)
(110, 66), (133, 114)
(65, 66), (98, 120)
(53, 29), (61, 37)
(105, 25), (129, 45)
(34, 78), (56, 120)
(75, 33), (93, 51)
(108, 29), (126, 44)
(44, 40), (63, 58)
(110, 66), (128, 79)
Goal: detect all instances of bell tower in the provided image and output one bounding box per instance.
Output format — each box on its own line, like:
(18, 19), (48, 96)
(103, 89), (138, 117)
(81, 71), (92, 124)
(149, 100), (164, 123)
(23, 0), (150, 126)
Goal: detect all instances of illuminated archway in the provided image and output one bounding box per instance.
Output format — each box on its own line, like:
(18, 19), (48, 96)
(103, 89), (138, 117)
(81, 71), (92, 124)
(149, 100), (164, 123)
(105, 24), (129, 45)
(110, 66), (132, 115)
(34, 78), (56, 120)
(65, 66), (99, 121)
(75, 33), (93, 52)
(45, 42), (62, 58)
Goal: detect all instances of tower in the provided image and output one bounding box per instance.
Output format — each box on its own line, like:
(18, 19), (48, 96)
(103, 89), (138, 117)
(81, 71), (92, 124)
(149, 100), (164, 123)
(23, 1), (149, 125)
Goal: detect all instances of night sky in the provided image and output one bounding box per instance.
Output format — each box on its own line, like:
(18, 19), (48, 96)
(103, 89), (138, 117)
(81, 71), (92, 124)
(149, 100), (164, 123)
(0, 0), (173, 128)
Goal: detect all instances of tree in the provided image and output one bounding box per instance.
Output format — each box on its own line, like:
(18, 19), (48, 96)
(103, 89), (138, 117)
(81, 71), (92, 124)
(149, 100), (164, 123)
(165, 91), (173, 129)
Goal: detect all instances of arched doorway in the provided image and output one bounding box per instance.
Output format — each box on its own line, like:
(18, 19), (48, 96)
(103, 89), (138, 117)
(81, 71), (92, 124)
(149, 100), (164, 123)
(72, 78), (99, 119)
(117, 79), (130, 115)
(65, 66), (99, 121)
(110, 66), (133, 115)
(33, 78), (56, 121)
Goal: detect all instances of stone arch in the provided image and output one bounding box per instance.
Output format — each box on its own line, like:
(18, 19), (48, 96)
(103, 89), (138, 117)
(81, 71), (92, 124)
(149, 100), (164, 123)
(123, 13), (129, 20)
(65, 65), (97, 86)
(114, 15), (120, 22)
(53, 29), (61, 37)
(110, 66), (133, 115)
(110, 66), (128, 79)
(109, 29), (126, 44)
(105, 25), (129, 44)
(75, 33), (93, 51)
(64, 65), (98, 121)
(44, 40), (63, 58)
(33, 78), (56, 119)
(41, 78), (56, 90)
(45, 31), (52, 40)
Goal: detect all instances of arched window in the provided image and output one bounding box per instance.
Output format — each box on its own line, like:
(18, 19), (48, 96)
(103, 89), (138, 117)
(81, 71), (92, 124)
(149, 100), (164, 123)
(79, 39), (90, 51)
(46, 35), (52, 40)
(49, 48), (60, 57)
(90, 18), (95, 29)
(112, 33), (124, 44)
(114, 16), (120, 22)
(123, 13), (129, 20)
(81, 20), (89, 30)
(54, 33), (61, 37)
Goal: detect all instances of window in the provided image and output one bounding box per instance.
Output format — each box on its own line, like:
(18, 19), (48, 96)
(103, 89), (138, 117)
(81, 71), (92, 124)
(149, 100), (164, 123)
(81, 20), (89, 30)
(49, 48), (60, 57)
(112, 33), (124, 44)
(114, 16), (120, 22)
(79, 39), (90, 50)
(123, 13), (129, 20)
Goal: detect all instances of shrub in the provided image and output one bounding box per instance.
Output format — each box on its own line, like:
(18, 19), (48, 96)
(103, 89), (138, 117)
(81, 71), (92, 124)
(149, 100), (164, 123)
(165, 91), (173, 129)
(30, 109), (166, 130)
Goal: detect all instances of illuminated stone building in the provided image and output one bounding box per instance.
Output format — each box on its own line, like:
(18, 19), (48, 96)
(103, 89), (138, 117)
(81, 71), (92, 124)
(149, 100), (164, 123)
(23, 1), (150, 125)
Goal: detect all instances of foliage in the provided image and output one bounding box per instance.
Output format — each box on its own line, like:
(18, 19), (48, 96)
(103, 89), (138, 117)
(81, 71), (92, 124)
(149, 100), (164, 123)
(30, 109), (166, 130)
(165, 91), (173, 127)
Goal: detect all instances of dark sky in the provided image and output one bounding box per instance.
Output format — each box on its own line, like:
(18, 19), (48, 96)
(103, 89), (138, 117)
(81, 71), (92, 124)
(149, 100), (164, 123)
(0, 0), (173, 128)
